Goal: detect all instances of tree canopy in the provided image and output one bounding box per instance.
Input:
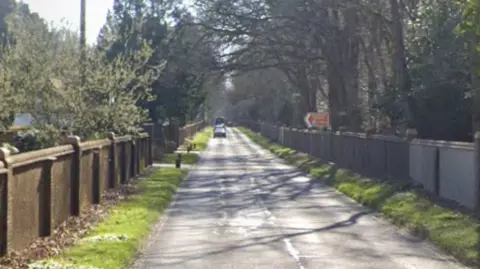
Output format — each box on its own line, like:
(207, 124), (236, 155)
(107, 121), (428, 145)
(0, 0), (219, 151)
(1, 0), (478, 147)
(195, 0), (479, 141)
(97, 0), (219, 126)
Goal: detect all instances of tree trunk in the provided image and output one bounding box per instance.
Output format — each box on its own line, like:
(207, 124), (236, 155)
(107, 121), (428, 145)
(390, 0), (413, 128)
(325, 7), (362, 132)
(327, 67), (343, 131)
(472, 1), (480, 135)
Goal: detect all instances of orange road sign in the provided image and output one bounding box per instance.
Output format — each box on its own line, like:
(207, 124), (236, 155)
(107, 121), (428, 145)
(304, 112), (329, 128)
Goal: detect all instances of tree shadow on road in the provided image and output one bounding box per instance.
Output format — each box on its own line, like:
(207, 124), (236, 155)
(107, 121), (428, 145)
(140, 211), (372, 265)
(137, 129), (464, 268)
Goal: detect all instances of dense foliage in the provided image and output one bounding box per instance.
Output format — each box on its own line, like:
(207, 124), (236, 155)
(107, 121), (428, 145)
(97, 0), (218, 126)
(2, 0), (476, 147)
(0, 0), (217, 151)
(196, 0), (480, 141)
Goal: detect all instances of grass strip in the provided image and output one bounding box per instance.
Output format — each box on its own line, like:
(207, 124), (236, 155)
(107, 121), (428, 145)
(162, 153), (199, 164)
(238, 127), (480, 267)
(46, 168), (187, 269)
(188, 127), (213, 151)
(161, 127), (213, 164)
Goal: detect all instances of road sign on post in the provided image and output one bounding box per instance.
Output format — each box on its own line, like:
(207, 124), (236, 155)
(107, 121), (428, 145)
(304, 112), (329, 129)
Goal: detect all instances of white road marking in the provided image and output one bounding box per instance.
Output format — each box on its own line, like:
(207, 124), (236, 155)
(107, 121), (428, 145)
(283, 238), (307, 269)
(291, 176), (311, 182)
(249, 170), (307, 269)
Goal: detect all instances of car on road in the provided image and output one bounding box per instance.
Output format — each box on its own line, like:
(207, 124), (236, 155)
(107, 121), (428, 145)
(213, 117), (226, 127)
(213, 125), (227, 138)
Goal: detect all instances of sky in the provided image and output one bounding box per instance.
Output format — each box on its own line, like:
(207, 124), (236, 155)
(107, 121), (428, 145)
(22, 0), (114, 44)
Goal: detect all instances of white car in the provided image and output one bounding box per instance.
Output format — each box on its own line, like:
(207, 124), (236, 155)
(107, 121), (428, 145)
(213, 125), (227, 138)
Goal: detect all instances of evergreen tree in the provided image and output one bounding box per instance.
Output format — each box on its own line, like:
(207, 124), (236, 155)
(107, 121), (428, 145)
(98, 0), (217, 126)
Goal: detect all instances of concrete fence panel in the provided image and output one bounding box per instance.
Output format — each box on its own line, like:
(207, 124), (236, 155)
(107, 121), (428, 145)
(244, 121), (480, 213)
(409, 141), (437, 193)
(438, 143), (476, 209)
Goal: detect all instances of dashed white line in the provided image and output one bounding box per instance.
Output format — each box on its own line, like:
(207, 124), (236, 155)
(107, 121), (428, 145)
(249, 172), (307, 269)
(283, 238), (307, 269)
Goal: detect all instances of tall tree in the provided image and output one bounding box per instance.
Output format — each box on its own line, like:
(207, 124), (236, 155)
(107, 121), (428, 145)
(98, 0), (218, 126)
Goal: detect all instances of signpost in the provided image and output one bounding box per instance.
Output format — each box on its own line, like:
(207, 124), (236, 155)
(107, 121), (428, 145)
(304, 112), (329, 129)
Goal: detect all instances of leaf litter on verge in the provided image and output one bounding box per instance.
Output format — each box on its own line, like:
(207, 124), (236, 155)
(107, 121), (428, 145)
(0, 182), (137, 269)
(80, 234), (129, 243)
(28, 260), (100, 269)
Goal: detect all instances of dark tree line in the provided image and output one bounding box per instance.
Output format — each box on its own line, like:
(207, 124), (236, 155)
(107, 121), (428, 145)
(97, 0), (219, 126)
(193, 0), (478, 141)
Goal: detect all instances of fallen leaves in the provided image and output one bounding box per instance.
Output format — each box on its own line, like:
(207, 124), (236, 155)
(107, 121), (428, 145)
(28, 260), (100, 269)
(79, 234), (129, 243)
(0, 179), (140, 269)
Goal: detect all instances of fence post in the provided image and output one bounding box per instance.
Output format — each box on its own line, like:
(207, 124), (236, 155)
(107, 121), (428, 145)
(329, 130), (335, 162)
(143, 136), (148, 170)
(364, 129), (375, 176)
(406, 128), (419, 188)
(278, 127), (282, 145)
(309, 130), (314, 156)
(433, 145), (440, 196)
(0, 148), (12, 255)
(144, 136), (149, 169)
(147, 134), (152, 166)
(131, 138), (137, 178)
(39, 156), (56, 237)
(120, 140), (127, 184)
(291, 128), (297, 150)
(474, 132), (480, 214)
(107, 132), (118, 188)
(92, 149), (101, 204)
(142, 124), (154, 165)
(135, 135), (141, 175)
(139, 137), (144, 172)
(65, 135), (81, 216)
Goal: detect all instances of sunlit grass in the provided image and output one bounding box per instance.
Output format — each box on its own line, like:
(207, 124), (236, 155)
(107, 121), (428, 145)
(162, 152), (199, 164)
(187, 127), (213, 151)
(50, 168), (187, 269)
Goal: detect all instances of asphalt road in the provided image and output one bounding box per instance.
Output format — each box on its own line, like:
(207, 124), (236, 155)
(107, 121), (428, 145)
(133, 128), (470, 269)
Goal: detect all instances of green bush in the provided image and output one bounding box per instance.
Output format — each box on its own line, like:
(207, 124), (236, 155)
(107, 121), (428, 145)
(13, 126), (62, 152)
(0, 12), (158, 150)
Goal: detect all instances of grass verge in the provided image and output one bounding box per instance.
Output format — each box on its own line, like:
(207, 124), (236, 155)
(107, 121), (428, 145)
(36, 168), (187, 269)
(187, 127), (213, 151)
(162, 153), (199, 164)
(161, 127), (212, 164)
(238, 127), (480, 267)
